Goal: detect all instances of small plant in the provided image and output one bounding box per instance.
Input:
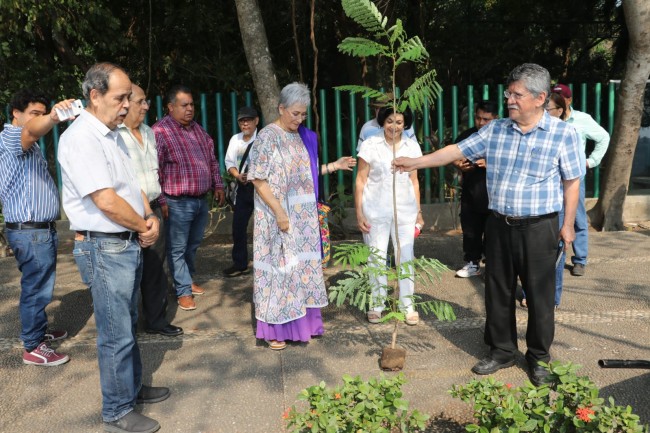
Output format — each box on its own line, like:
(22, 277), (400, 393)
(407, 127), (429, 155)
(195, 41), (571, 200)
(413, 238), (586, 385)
(329, 242), (455, 369)
(327, 183), (353, 238)
(284, 373), (429, 433)
(449, 361), (650, 433)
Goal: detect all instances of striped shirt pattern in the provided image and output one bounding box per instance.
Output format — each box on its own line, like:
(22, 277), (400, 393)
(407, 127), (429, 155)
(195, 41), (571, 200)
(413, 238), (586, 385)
(0, 124), (59, 222)
(118, 123), (162, 202)
(152, 116), (223, 203)
(458, 112), (585, 217)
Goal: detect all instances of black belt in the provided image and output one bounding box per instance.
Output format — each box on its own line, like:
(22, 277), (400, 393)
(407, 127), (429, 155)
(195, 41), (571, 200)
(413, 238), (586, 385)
(492, 211), (557, 227)
(76, 231), (137, 240)
(149, 197), (161, 210)
(6, 221), (56, 230)
(164, 193), (207, 200)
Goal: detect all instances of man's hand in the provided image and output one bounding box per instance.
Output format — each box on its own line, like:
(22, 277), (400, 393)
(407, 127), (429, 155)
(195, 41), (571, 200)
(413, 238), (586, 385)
(214, 188), (226, 205)
(239, 172), (248, 183)
(50, 99), (79, 123)
(393, 156), (417, 173)
(138, 216), (160, 248)
(559, 224), (575, 251)
(453, 159), (475, 172)
(474, 158), (486, 168)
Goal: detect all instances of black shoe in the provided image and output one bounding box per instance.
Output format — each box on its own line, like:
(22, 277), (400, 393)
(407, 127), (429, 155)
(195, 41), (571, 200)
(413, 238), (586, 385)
(136, 385), (170, 404)
(223, 265), (249, 277)
(471, 356), (516, 375)
(571, 263), (585, 276)
(145, 324), (183, 337)
(529, 364), (550, 387)
(104, 411), (160, 433)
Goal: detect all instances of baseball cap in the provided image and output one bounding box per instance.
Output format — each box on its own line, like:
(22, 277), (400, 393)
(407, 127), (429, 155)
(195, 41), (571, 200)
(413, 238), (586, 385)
(551, 84), (572, 99)
(237, 106), (258, 120)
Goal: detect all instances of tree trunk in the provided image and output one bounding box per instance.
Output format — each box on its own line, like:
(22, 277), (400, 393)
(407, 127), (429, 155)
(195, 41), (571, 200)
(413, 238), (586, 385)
(234, 0), (280, 123)
(591, 0), (650, 231)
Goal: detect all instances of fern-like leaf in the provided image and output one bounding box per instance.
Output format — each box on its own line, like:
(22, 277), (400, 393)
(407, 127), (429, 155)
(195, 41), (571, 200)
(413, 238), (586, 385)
(341, 0), (386, 34)
(338, 37), (389, 58)
(400, 69), (442, 113)
(387, 19), (405, 47)
(395, 36), (429, 66)
(334, 85), (386, 102)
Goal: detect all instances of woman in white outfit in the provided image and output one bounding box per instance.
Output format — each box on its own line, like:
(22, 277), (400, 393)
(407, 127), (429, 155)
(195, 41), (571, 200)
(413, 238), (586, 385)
(355, 107), (424, 325)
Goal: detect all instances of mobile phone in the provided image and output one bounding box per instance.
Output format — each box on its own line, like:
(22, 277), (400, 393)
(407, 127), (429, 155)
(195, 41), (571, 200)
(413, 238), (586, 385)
(55, 99), (83, 121)
(555, 240), (564, 269)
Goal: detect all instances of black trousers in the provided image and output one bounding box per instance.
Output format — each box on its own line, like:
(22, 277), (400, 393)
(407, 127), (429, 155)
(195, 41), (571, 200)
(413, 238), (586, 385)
(460, 201), (489, 263)
(231, 182), (255, 270)
(141, 206), (170, 330)
(483, 212), (558, 365)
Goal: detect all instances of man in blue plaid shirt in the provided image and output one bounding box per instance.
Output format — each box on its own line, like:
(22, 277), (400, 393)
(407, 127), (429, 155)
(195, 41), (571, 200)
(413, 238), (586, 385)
(395, 63), (584, 386)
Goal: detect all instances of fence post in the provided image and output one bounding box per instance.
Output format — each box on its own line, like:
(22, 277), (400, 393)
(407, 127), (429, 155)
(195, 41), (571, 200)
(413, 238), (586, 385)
(594, 83), (602, 198)
(349, 92), (358, 186)
(319, 89), (330, 199)
(423, 96), (431, 204)
(497, 84), (505, 118)
(467, 84), (474, 129)
(215, 93), (225, 169)
(436, 89), (445, 203)
(230, 92), (238, 136)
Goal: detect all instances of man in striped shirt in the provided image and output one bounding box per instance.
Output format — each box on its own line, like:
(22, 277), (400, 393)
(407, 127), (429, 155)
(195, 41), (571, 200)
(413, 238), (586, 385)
(395, 64), (585, 386)
(153, 85), (225, 311)
(0, 90), (73, 366)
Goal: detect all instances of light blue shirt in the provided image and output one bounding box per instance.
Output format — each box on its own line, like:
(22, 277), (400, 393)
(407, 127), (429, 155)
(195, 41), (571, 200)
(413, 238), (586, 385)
(566, 108), (610, 168)
(0, 123), (60, 223)
(357, 119), (417, 151)
(458, 112), (585, 217)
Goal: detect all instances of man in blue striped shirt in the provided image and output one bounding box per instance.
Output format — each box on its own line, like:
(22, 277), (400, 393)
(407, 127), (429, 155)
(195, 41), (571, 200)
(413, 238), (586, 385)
(395, 64), (585, 386)
(0, 90), (77, 366)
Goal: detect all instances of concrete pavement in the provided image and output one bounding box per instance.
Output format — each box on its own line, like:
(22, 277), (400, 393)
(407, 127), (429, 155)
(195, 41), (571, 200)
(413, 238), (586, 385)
(0, 223), (649, 432)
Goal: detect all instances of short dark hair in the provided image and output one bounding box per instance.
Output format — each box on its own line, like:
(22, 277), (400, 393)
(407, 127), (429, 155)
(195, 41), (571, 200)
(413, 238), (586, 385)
(476, 100), (498, 116)
(377, 106), (413, 129)
(166, 84), (193, 105)
(9, 89), (49, 120)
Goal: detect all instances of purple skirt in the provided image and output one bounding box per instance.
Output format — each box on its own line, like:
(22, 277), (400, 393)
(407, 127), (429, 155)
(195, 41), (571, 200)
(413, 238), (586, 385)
(256, 308), (324, 343)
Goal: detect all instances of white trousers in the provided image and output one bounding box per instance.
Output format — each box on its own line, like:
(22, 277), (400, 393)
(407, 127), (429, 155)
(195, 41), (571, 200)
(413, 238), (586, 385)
(363, 218), (415, 314)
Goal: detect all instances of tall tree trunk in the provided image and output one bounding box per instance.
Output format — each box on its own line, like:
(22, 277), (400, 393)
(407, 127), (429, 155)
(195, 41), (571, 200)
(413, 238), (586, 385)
(235, 0), (280, 123)
(591, 0), (650, 231)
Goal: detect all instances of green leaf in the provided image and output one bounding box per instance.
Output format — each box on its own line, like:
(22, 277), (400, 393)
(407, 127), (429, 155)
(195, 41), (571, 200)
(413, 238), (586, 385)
(387, 19), (405, 46)
(395, 36), (429, 65)
(400, 69), (443, 113)
(338, 37), (389, 58)
(341, 0), (387, 34)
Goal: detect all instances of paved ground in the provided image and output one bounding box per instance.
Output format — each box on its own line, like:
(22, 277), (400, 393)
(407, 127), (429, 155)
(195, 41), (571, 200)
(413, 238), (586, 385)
(0, 224), (649, 433)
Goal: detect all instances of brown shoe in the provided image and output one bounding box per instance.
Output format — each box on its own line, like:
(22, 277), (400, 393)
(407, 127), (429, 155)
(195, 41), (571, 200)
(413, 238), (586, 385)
(191, 283), (205, 295)
(178, 295), (196, 310)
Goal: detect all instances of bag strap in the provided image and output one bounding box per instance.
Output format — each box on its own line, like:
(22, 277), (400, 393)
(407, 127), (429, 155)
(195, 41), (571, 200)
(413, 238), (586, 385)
(238, 139), (255, 174)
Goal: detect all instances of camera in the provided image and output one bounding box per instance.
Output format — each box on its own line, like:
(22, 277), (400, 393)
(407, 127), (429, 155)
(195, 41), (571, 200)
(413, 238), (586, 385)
(55, 99), (83, 121)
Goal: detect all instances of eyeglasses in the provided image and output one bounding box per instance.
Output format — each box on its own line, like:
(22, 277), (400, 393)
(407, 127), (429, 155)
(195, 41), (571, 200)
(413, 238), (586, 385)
(503, 90), (531, 100)
(238, 117), (255, 123)
(289, 111), (307, 120)
(130, 99), (150, 106)
(546, 106), (560, 112)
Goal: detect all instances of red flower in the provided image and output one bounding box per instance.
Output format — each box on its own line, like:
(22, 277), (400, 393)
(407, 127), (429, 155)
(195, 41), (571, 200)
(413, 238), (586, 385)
(334, 393), (342, 399)
(282, 408), (291, 420)
(505, 383), (513, 389)
(576, 407), (596, 422)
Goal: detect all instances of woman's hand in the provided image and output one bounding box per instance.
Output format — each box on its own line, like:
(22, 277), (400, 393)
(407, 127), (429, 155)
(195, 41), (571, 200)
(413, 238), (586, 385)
(334, 156), (357, 171)
(416, 212), (424, 228)
(275, 208), (290, 232)
(357, 212), (371, 233)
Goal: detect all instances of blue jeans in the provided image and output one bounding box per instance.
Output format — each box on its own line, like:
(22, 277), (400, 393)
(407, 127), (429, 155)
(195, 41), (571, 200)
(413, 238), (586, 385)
(555, 212), (565, 306)
(165, 195), (208, 297)
(7, 228), (58, 351)
(73, 237), (143, 422)
(571, 177), (588, 266)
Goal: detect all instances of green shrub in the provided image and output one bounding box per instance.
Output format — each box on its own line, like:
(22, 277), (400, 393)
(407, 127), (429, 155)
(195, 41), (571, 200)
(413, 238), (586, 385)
(284, 373), (429, 433)
(449, 361), (649, 433)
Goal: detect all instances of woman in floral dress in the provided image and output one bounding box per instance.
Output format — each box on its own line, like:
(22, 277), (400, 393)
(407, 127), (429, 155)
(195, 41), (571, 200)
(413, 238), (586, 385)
(248, 82), (355, 350)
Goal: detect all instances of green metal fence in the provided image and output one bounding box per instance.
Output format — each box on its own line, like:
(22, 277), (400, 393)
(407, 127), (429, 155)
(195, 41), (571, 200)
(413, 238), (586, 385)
(5, 82), (616, 203)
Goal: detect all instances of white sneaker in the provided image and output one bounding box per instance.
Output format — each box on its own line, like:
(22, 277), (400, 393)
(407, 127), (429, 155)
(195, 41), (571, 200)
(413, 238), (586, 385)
(456, 261), (481, 278)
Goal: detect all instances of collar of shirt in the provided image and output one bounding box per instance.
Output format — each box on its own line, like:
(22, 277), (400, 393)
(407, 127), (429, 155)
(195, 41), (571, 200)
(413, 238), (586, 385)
(505, 110), (552, 135)
(80, 110), (117, 139)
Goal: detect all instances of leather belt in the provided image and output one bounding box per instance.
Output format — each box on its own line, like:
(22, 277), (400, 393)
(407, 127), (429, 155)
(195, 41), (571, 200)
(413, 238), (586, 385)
(149, 197), (161, 210)
(492, 211), (557, 227)
(76, 231), (137, 240)
(6, 221), (56, 230)
(164, 193), (207, 200)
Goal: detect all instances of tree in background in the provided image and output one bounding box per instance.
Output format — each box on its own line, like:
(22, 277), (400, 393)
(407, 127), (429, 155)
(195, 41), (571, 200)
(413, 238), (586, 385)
(591, 0), (650, 231)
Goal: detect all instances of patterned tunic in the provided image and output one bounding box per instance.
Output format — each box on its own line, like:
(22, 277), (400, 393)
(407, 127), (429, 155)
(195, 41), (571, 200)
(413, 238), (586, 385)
(248, 124), (327, 324)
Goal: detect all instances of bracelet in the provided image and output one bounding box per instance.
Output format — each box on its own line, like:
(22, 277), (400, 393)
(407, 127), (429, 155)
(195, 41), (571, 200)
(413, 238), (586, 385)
(144, 213), (158, 221)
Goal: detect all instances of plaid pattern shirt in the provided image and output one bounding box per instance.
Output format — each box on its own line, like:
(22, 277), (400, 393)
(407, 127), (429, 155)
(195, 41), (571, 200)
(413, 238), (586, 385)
(152, 115), (223, 205)
(458, 112), (585, 217)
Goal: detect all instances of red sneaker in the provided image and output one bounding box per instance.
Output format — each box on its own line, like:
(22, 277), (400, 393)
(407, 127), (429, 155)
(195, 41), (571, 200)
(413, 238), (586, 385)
(23, 342), (70, 366)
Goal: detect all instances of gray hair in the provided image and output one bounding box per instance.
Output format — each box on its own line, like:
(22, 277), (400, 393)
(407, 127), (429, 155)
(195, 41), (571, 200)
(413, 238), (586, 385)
(82, 62), (127, 100)
(279, 82), (310, 108)
(507, 63), (550, 102)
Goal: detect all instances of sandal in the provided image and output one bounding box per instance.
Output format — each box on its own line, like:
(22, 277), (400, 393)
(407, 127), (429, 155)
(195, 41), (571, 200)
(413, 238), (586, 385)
(367, 311), (382, 324)
(268, 340), (287, 350)
(520, 298), (528, 308)
(405, 311), (419, 326)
